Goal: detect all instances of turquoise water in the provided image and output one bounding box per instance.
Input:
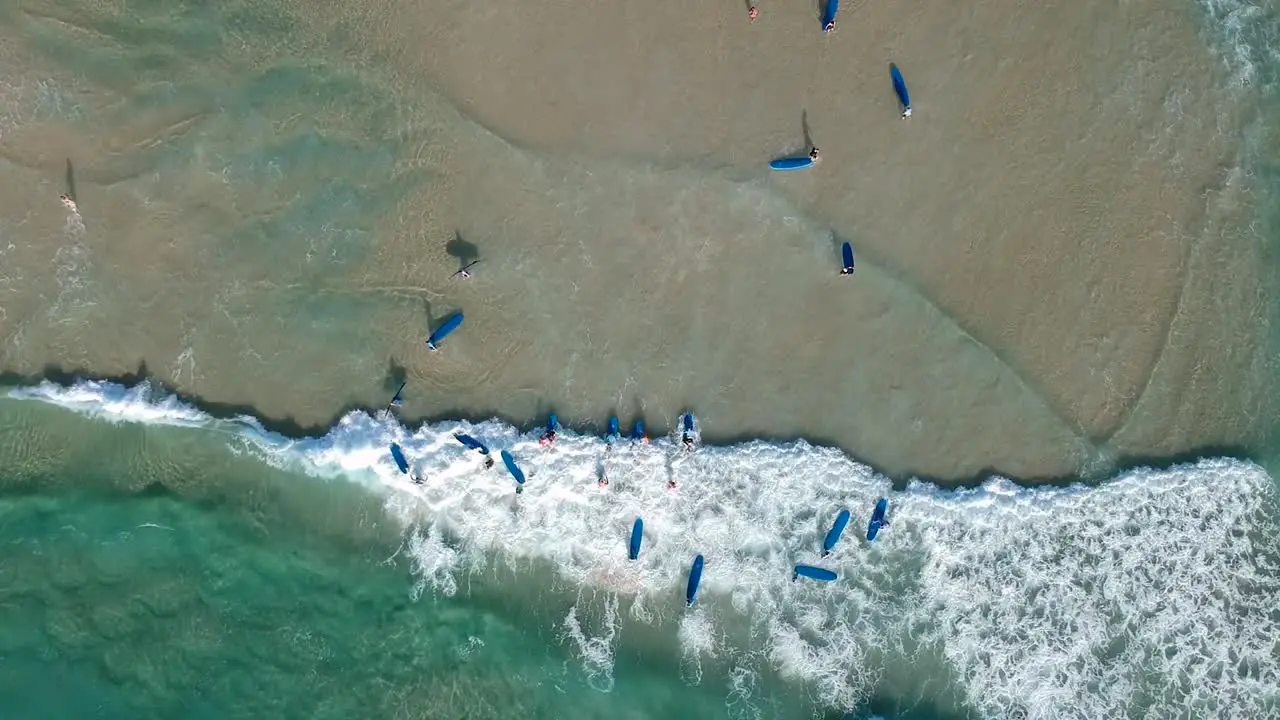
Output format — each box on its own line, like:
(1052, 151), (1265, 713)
(0, 398), (830, 720)
(1, 0), (1280, 716)
(2, 383), (1278, 719)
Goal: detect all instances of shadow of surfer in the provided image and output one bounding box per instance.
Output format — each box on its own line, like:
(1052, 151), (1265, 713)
(447, 231), (481, 279)
(800, 111), (821, 165)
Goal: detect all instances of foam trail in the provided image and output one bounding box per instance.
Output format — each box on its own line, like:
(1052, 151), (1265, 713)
(9, 379), (1280, 718)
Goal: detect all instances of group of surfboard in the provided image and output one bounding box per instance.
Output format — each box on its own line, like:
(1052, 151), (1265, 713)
(764, 12), (914, 278)
(387, 384), (695, 493)
(679, 497), (890, 607)
(768, 60), (911, 171)
(391, 16), (909, 603)
(385, 379), (891, 605)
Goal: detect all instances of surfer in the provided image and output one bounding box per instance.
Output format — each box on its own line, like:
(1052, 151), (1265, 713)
(809, 147), (821, 164)
(598, 472), (609, 488)
(59, 194), (78, 213)
(453, 259), (480, 279)
(539, 428), (556, 447)
(680, 412), (697, 452)
(387, 380), (406, 410)
(823, 20), (835, 33)
(748, 5), (758, 21)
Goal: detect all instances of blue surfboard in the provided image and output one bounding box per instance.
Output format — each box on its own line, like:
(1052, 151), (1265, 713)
(867, 497), (889, 541)
(606, 416), (621, 442)
(632, 419), (646, 441)
(890, 64), (911, 117)
(683, 413), (695, 433)
(841, 242), (855, 275)
(547, 414), (559, 432)
(501, 450), (525, 486)
(389, 443), (410, 474)
(823, 509), (851, 556)
(794, 564), (838, 582)
(821, 0), (838, 30)
(455, 433), (489, 455)
(686, 554), (705, 607)
(628, 518), (643, 560)
(426, 312), (464, 351)
(770, 156), (815, 171)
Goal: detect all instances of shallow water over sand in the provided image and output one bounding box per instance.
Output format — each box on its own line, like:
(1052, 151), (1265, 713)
(0, 0), (1276, 480)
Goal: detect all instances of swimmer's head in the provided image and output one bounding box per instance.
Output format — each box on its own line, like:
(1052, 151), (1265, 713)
(902, 107), (912, 119)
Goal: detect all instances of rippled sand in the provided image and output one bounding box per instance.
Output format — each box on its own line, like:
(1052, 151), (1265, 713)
(0, 0), (1274, 480)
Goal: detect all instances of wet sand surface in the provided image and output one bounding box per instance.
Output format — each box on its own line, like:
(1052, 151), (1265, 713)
(0, 0), (1274, 480)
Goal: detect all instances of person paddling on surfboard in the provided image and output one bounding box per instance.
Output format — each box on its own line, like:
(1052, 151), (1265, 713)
(680, 412), (698, 452)
(539, 414), (558, 448)
(840, 241), (855, 276)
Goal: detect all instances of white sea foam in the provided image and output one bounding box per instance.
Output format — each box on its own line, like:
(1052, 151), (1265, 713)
(9, 379), (1280, 719)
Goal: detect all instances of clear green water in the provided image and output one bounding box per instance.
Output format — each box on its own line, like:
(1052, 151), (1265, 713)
(0, 0), (1278, 716)
(1, 399), (875, 720)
